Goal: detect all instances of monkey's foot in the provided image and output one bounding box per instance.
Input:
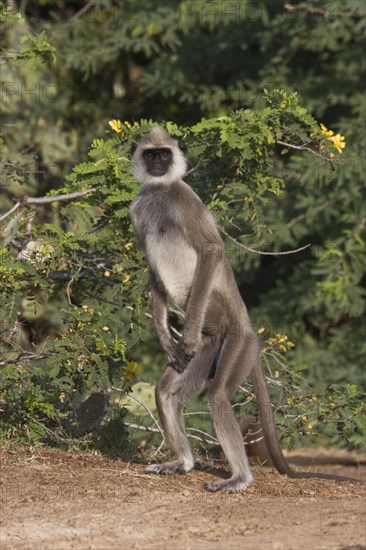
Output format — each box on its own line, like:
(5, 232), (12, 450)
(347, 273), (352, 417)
(145, 460), (193, 475)
(203, 474), (254, 493)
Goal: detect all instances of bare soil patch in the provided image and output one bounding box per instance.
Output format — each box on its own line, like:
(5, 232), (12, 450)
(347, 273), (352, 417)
(1, 446), (365, 550)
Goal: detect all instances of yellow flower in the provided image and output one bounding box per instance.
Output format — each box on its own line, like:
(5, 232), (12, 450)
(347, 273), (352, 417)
(216, 184), (223, 190)
(257, 326), (266, 334)
(102, 326), (110, 332)
(109, 119), (123, 133)
(320, 123), (346, 154)
(320, 123), (334, 137)
(104, 270), (111, 277)
(124, 360), (142, 381)
(266, 333), (293, 352)
(124, 243), (133, 250)
(122, 274), (131, 284)
(60, 392), (65, 403)
(331, 133), (346, 153)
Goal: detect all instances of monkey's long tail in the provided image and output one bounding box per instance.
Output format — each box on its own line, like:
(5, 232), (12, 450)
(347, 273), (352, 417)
(251, 362), (365, 484)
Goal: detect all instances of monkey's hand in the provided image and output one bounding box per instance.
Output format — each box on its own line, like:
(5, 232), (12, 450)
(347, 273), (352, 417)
(170, 336), (198, 373)
(181, 338), (198, 361)
(181, 328), (200, 358)
(159, 340), (185, 374)
(168, 355), (186, 374)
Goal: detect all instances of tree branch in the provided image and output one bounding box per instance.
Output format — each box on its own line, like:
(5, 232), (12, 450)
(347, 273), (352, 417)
(0, 351), (53, 366)
(0, 187), (97, 222)
(284, 3), (362, 17)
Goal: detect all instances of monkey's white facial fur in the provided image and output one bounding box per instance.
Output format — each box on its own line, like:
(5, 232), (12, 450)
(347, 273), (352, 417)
(132, 127), (187, 185)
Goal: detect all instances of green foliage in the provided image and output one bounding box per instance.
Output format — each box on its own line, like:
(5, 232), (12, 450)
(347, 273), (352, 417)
(0, 1), (364, 455)
(17, 32), (57, 66)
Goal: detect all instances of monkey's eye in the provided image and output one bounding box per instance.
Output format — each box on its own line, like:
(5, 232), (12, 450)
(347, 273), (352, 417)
(145, 151), (153, 159)
(161, 151), (170, 160)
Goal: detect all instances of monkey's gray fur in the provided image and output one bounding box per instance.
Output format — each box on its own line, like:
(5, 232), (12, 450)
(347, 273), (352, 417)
(130, 127), (363, 491)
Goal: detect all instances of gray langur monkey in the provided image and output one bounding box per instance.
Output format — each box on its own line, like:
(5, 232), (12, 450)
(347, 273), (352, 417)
(129, 127), (362, 492)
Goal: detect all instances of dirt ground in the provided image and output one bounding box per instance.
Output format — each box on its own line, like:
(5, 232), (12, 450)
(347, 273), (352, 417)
(1, 446), (365, 550)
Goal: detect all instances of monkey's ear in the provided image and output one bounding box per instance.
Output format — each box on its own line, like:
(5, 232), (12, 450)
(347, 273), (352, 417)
(177, 139), (187, 154)
(131, 142), (137, 156)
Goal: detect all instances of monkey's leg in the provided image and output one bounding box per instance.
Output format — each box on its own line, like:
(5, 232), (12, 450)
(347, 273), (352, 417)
(204, 328), (258, 492)
(145, 337), (217, 475)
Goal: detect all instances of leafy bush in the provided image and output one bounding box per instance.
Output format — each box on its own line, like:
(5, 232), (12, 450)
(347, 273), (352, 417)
(1, 1), (364, 455)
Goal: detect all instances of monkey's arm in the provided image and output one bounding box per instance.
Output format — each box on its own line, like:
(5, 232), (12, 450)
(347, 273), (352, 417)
(149, 271), (177, 367)
(180, 253), (218, 360)
(178, 211), (223, 363)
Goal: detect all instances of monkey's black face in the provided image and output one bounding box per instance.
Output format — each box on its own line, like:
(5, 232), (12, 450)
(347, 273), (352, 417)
(143, 148), (173, 177)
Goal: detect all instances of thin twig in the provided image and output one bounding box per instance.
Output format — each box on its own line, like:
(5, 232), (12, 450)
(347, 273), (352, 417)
(25, 211), (35, 237)
(126, 421), (217, 446)
(245, 435), (266, 445)
(66, 269), (81, 306)
(185, 156), (207, 176)
(112, 386), (165, 447)
(226, 216), (250, 234)
(276, 140), (336, 162)
(186, 427), (218, 445)
(73, 2), (94, 20)
(151, 438), (166, 458)
(262, 352), (274, 379)
(30, 418), (76, 444)
(221, 227), (311, 256)
(0, 202), (20, 222)
(265, 351), (309, 386)
(125, 422), (160, 433)
(287, 199), (334, 229)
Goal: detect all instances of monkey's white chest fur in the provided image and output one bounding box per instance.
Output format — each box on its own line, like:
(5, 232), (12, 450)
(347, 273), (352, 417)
(130, 184), (199, 309)
(146, 234), (197, 308)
